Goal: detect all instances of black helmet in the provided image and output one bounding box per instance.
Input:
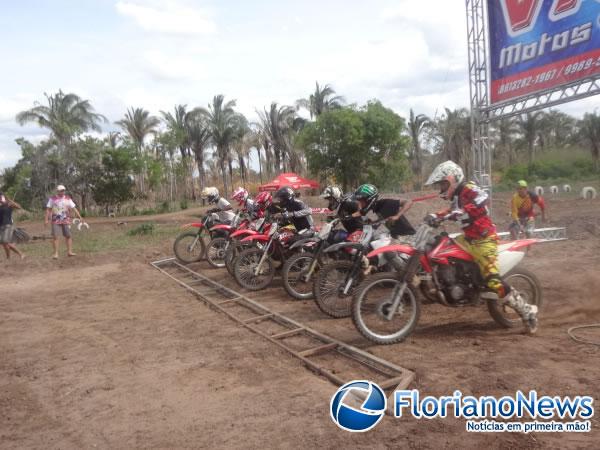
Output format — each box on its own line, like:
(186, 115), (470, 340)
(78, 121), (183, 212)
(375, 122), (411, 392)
(274, 186), (295, 206)
(337, 194), (359, 216)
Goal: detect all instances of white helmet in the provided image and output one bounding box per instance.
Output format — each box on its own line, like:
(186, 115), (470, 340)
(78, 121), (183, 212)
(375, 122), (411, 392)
(201, 186), (220, 203)
(320, 186), (342, 201)
(425, 161), (464, 199)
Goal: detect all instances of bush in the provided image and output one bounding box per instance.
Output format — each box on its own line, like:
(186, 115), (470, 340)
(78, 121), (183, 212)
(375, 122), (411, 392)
(180, 199), (189, 210)
(158, 201), (170, 214)
(502, 157), (596, 185)
(127, 222), (155, 236)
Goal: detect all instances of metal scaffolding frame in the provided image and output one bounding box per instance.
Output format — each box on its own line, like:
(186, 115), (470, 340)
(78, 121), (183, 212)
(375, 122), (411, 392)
(465, 0), (600, 198)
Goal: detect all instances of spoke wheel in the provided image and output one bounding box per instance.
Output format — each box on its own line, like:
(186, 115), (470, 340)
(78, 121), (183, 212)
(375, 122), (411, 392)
(352, 272), (421, 344)
(282, 253), (320, 300)
(173, 232), (205, 263)
(314, 260), (360, 318)
(233, 247), (275, 291)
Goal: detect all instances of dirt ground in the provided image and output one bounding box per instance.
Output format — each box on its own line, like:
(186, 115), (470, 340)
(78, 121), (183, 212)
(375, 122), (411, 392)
(1, 191), (599, 449)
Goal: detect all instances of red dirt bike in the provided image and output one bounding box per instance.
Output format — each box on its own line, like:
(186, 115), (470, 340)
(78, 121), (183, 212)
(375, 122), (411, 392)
(173, 212), (229, 263)
(351, 215), (543, 345)
(204, 211), (252, 268)
(222, 214), (270, 276)
(233, 219), (314, 291)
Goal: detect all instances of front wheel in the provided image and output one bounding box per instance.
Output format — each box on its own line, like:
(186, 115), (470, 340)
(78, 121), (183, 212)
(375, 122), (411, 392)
(234, 247), (275, 291)
(282, 253), (321, 300)
(314, 260), (361, 318)
(173, 231), (206, 263)
(206, 237), (229, 268)
(352, 272), (421, 345)
(487, 267), (543, 328)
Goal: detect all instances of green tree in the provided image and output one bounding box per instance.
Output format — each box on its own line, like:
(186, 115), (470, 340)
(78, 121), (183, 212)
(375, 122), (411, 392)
(406, 109), (430, 188)
(578, 111), (600, 171)
(517, 112), (544, 167)
(186, 110), (212, 191)
(299, 101), (409, 191)
(92, 147), (135, 215)
(115, 107), (160, 193)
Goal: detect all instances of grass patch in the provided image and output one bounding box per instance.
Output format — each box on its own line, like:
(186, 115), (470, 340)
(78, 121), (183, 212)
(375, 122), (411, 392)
(127, 222), (156, 236)
(18, 223), (181, 257)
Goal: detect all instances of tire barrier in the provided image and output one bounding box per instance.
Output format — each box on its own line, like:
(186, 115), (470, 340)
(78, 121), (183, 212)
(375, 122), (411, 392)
(550, 186), (559, 194)
(535, 186), (544, 196)
(563, 184), (571, 192)
(581, 187), (597, 200)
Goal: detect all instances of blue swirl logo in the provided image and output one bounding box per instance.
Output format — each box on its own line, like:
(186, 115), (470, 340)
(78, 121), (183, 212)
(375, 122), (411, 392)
(330, 380), (387, 432)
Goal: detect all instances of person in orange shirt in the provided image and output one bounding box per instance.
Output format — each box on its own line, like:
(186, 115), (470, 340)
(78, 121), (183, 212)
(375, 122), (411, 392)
(509, 180), (546, 240)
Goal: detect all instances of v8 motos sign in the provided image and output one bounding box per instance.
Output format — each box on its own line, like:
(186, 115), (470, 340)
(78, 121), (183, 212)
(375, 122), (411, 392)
(488, 0), (600, 104)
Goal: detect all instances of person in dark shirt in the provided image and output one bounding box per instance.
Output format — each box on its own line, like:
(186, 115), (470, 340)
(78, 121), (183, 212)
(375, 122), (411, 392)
(272, 186), (314, 233)
(0, 192), (25, 259)
(352, 184), (416, 237)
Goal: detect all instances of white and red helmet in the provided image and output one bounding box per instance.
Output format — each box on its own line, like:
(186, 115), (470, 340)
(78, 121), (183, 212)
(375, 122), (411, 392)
(255, 191), (273, 210)
(231, 187), (249, 205)
(425, 161), (465, 199)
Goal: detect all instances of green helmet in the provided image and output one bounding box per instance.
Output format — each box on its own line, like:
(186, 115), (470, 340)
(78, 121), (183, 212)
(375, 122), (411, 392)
(354, 184), (379, 212)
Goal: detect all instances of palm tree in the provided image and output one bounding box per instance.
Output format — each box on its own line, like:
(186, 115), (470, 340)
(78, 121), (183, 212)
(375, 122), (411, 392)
(198, 95), (240, 196)
(296, 82), (345, 119)
(494, 117), (519, 166)
(116, 107), (160, 193)
(435, 108), (471, 166)
(517, 112), (544, 166)
(578, 111), (600, 171)
(406, 109), (430, 188)
(116, 107), (160, 153)
(258, 103), (303, 173)
(186, 110), (212, 191)
(161, 105), (190, 160)
(16, 90), (107, 148)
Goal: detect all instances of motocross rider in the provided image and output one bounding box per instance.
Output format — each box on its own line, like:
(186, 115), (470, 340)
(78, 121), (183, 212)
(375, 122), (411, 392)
(232, 187), (262, 219)
(352, 183), (416, 271)
(201, 187), (235, 223)
(424, 161), (538, 334)
(509, 180), (546, 240)
(320, 185), (343, 212)
(272, 186), (314, 234)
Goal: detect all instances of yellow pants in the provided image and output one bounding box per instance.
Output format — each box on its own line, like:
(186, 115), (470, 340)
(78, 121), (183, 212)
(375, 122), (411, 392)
(454, 234), (506, 297)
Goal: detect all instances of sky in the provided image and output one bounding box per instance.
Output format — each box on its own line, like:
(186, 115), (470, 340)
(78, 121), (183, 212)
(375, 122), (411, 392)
(0, 0), (598, 170)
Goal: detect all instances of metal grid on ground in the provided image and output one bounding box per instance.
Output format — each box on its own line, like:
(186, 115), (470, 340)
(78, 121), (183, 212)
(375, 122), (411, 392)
(151, 257), (414, 396)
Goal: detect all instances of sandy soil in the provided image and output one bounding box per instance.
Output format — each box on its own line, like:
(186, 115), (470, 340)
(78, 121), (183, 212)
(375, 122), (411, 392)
(1, 192), (599, 449)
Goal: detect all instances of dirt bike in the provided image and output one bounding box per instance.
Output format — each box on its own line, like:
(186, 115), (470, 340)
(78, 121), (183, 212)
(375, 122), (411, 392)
(314, 220), (400, 318)
(223, 215), (269, 276)
(281, 218), (349, 300)
(351, 215), (543, 345)
(173, 213), (227, 263)
(204, 211), (250, 268)
(233, 219), (314, 291)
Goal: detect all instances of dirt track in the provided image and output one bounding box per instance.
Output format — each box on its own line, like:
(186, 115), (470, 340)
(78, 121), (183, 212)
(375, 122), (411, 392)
(1, 192), (599, 448)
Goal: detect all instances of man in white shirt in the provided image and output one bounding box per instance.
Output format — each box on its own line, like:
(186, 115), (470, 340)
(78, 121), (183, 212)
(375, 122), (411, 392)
(45, 185), (83, 259)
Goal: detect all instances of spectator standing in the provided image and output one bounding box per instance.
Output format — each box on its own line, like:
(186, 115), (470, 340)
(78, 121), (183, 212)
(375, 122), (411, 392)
(0, 192), (25, 259)
(45, 185), (84, 259)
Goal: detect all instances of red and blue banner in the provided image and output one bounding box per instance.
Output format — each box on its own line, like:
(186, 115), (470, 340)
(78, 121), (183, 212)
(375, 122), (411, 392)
(487, 0), (600, 104)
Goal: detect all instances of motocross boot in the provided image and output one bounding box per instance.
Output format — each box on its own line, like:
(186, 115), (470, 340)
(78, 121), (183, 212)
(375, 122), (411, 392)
(505, 290), (538, 334)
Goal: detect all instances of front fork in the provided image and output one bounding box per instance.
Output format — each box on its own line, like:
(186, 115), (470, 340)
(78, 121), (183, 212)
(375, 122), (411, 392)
(341, 253), (363, 295)
(254, 239), (273, 276)
(385, 251), (423, 321)
(188, 230), (205, 251)
(303, 242), (325, 281)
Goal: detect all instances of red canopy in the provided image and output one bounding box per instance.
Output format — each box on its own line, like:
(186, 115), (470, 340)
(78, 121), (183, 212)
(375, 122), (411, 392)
(258, 173), (319, 192)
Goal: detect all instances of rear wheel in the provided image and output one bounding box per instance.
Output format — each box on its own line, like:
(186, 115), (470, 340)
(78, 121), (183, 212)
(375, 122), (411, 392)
(234, 247), (275, 291)
(282, 253), (320, 300)
(314, 260), (361, 318)
(352, 272), (421, 345)
(206, 237), (228, 268)
(173, 231), (205, 263)
(487, 267), (542, 328)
